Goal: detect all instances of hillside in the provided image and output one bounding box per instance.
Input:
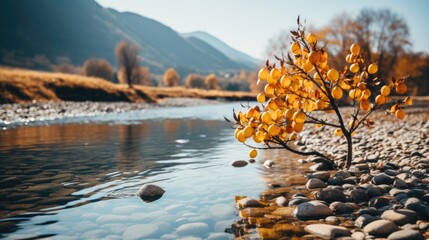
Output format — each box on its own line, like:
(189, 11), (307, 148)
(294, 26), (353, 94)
(0, 68), (256, 104)
(182, 31), (260, 69)
(0, 0), (253, 75)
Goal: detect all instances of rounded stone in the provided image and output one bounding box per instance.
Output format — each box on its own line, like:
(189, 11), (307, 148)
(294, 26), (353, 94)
(325, 216), (341, 225)
(293, 200), (333, 220)
(316, 188), (346, 203)
(372, 173), (395, 185)
(275, 196), (288, 207)
(329, 201), (353, 215)
(307, 171), (331, 182)
(176, 222), (209, 236)
(381, 209), (417, 226)
(123, 224), (160, 240)
(136, 184), (165, 202)
(355, 214), (378, 228)
(363, 220), (398, 237)
(237, 197), (264, 208)
(231, 160), (248, 167)
(306, 178), (327, 189)
(349, 188), (369, 203)
(304, 224), (350, 239)
(387, 229), (424, 240)
(393, 179), (408, 189)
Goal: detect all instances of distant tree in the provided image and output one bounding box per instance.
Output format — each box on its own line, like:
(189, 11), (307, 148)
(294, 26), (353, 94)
(118, 66), (152, 86)
(115, 41), (140, 88)
(82, 58), (113, 81)
(205, 74), (219, 90)
(53, 57), (80, 74)
(317, 9), (410, 80)
(54, 63), (80, 74)
(163, 68), (180, 87)
(185, 74), (205, 89)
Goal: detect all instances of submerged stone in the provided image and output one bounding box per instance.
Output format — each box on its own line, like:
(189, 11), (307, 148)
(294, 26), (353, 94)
(304, 224), (351, 239)
(136, 184), (165, 202)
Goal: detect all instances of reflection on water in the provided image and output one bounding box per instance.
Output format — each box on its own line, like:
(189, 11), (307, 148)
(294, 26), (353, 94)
(0, 115), (267, 239)
(0, 103), (310, 239)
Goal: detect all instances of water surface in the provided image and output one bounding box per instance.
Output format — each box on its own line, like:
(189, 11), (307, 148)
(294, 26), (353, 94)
(0, 103), (305, 239)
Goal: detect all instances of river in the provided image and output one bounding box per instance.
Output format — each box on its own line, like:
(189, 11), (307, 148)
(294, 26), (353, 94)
(0, 102), (273, 239)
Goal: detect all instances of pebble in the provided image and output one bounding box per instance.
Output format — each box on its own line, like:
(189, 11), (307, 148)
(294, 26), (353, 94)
(381, 209), (417, 226)
(355, 214), (378, 228)
(275, 196), (288, 207)
(349, 188), (369, 203)
(236, 197), (264, 208)
(123, 224), (160, 240)
(293, 200), (333, 220)
(231, 160), (248, 167)
(373, 173), (394, 186)
(206, 232), (234, 240)
(176, 222), (209, 236)
(329, 201), (353, 215)
(136, 184), (165, 202)
(325, 216), (341, 225)
(316, 188), (346, 203)
(307, 171), (330, 182)
(309, 162), (330, 171)
(304, 224), (350, 239)
(363, 220), (398, 237)
(263, 160), (275, 168)
(305, 178), (327, 189)
(387, 229), (424, 240)
(393, 179), (408, 188)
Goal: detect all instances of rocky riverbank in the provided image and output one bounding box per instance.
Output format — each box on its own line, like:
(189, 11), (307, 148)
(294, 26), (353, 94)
(0, 98), (224, 127)
(232, 107), (429, 239)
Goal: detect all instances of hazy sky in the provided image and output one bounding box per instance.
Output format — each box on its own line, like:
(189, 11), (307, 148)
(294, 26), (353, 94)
(96, 0), (429, 59)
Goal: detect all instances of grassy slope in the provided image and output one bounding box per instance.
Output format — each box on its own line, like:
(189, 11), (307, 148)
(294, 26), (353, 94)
(0, 68), (256, 104)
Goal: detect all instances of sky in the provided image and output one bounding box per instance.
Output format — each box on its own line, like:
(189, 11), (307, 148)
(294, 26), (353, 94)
(96, 0), (429, 60)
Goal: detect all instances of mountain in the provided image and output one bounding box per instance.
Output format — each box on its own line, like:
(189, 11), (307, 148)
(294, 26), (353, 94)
(0, 0), (253, 75)
(182, 31), (260, 69)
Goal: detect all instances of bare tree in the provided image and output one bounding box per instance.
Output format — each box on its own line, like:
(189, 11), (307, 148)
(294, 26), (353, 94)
(115, 41), (140, 88)
(83, 58), (113, 81)
(163, 68), (180, 87)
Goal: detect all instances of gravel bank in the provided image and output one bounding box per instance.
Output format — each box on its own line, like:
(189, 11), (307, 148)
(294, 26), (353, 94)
(0, 98), (225, 127)
(232, 107), (429, 239)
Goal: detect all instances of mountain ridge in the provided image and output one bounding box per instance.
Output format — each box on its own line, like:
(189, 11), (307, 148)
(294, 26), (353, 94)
(182, 31), (260, 69)
(0, 0), (257, 76)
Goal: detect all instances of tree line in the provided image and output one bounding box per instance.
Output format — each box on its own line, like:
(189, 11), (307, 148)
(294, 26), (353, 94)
(53, 40), (223, 90)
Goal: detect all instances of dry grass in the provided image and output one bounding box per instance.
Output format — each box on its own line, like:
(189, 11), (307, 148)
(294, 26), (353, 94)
(0, 67), (256, 104)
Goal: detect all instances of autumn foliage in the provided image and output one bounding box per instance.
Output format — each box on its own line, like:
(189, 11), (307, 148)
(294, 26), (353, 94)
(83, 58), (113, 81)
(162, 68), (180, 87)
(205, 74), (219, 90)
(185, 74), (205, 89)
(229, 19), (412, 168)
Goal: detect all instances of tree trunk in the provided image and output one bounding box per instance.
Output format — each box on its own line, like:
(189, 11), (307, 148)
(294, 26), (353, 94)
(345, 133), (353, 168)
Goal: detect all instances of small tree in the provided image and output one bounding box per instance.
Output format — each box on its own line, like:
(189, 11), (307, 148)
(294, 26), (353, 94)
(205, 74), (219, 90)
(163, 68), (180, 87)
(115, 41), (140, 88)
(185, 74), (205, 89)
(228, 19), (412, 168)
(83, 58), (113, 81)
